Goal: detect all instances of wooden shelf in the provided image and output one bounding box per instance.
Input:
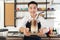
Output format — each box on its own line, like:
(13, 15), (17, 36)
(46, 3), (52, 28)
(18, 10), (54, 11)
(16, 10), (55, 12)
(44, 17), (56, 19)
(16, 17), (24, 19)
(15, 2), (55, 19)
(16, 2), (50, 4)
(16, 17), (55, 19)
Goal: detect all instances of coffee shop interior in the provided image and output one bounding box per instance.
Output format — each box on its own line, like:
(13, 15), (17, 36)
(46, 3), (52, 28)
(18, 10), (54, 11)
(0, 0), (60, 40)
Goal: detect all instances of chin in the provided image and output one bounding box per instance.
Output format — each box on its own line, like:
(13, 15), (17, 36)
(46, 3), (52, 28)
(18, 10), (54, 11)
(32, 13), (36, 14)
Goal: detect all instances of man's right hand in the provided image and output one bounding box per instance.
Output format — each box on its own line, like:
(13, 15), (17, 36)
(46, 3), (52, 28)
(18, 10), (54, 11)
(19, 27), (25, 33)
(24, 28), (31, 36)
(19, 27), (31, 36)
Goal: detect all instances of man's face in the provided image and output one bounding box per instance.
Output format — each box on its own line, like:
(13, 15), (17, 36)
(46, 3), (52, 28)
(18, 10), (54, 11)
(28, 4), (37, 16)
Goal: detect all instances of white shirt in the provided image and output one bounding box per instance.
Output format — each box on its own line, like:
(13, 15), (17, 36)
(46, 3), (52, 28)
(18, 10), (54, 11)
(17, 13), (49, 33)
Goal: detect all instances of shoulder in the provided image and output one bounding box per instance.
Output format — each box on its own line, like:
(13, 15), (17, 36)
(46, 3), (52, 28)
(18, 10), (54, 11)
(38, 15), (45, 20)
(22, 14), (30, 22)
(23, 14), (30, 19)
(38, 14), (46, 22)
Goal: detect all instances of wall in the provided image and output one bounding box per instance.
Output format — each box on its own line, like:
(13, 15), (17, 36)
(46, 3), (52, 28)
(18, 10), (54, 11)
(0, 0), (4, 28)
(53, 5), (60, 34)
(0, 0), (55, 32)
(16, 0), (54, 29)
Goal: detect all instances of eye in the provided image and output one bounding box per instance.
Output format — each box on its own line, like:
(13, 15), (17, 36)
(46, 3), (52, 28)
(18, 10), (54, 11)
(30, 7), (32, 9)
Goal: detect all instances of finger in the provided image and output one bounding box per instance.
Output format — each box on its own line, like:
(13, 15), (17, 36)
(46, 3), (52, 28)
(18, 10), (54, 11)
(26, 28), (29, 32)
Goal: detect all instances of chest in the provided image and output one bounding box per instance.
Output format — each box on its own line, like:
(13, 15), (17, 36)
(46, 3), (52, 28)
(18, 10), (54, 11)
(26, 21), (41, 31)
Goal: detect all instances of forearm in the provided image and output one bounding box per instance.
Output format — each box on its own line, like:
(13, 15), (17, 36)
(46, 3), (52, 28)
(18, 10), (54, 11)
(39, 27), (49, 34)
(19, 27), (25, 33)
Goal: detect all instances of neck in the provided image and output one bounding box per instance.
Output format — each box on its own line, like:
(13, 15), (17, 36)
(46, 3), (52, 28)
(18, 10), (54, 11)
(30, 14), (37, 19)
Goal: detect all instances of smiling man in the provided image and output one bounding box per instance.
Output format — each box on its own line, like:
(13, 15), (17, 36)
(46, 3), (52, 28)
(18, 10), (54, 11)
(18, 1), (49, 40)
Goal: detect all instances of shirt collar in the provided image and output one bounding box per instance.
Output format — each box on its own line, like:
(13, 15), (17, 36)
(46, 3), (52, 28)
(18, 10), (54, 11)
(27, 13), (40, 23)
(29, 13), (38, 20)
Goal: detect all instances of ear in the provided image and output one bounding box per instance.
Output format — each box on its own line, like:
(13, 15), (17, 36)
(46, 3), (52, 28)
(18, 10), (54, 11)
(28, 8), (30, 11)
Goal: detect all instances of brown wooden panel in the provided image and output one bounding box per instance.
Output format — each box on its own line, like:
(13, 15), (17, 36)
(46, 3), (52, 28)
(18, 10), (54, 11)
(50, 38), (60, 40)
(7, 37), (23, 40)
(5, 3), (14, 26)
(41, 38), (49, 40)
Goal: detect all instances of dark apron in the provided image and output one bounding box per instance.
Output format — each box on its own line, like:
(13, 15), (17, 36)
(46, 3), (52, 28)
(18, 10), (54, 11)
(24, 21), (41, 40)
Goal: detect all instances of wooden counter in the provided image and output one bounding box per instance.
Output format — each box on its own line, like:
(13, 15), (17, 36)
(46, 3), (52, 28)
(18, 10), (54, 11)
(6, 36), (60, 40)
(6, 32), (60, 40)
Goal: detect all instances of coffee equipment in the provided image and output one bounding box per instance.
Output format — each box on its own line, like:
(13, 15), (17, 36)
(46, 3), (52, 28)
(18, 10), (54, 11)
(31, 12), (44, 35)
(0, 29), (8, 37)
(31, 19), (38, 34)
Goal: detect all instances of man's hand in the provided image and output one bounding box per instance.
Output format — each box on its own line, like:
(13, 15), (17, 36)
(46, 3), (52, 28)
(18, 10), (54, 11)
(37, 29), (44, 36)
(19, 27), (25, 33)
(24, 28), (31, 36)
(38, 28), (49, 36)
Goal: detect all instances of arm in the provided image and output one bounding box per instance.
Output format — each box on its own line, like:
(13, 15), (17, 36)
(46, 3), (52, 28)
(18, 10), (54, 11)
(18, 16), (31, 36)
(19, 27), (25, 33)
(16, 16), (27, 32)
(38, 16), (49, 34)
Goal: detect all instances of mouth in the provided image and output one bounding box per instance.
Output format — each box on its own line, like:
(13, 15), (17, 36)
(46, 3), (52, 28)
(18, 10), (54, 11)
(31, 11), (35, 13)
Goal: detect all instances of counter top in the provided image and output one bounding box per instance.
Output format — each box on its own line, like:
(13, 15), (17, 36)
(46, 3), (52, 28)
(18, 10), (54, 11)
(7, 31), (60, 38)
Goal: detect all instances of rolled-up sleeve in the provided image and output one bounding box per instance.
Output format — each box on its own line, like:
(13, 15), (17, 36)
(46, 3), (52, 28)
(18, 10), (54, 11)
(16, 16), (28, 30)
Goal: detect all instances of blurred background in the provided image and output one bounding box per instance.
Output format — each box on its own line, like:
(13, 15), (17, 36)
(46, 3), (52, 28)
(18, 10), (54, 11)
(0, 0), (60, 35)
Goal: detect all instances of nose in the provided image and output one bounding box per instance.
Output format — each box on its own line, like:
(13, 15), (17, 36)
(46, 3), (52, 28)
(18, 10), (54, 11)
(31, 9), (35, 12)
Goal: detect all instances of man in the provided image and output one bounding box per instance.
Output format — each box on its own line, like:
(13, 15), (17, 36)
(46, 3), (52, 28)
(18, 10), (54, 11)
(18, 1), (49, 40)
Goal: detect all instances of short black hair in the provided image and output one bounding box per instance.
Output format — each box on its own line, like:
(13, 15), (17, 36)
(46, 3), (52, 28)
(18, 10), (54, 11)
(28, 1), (38, 7)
